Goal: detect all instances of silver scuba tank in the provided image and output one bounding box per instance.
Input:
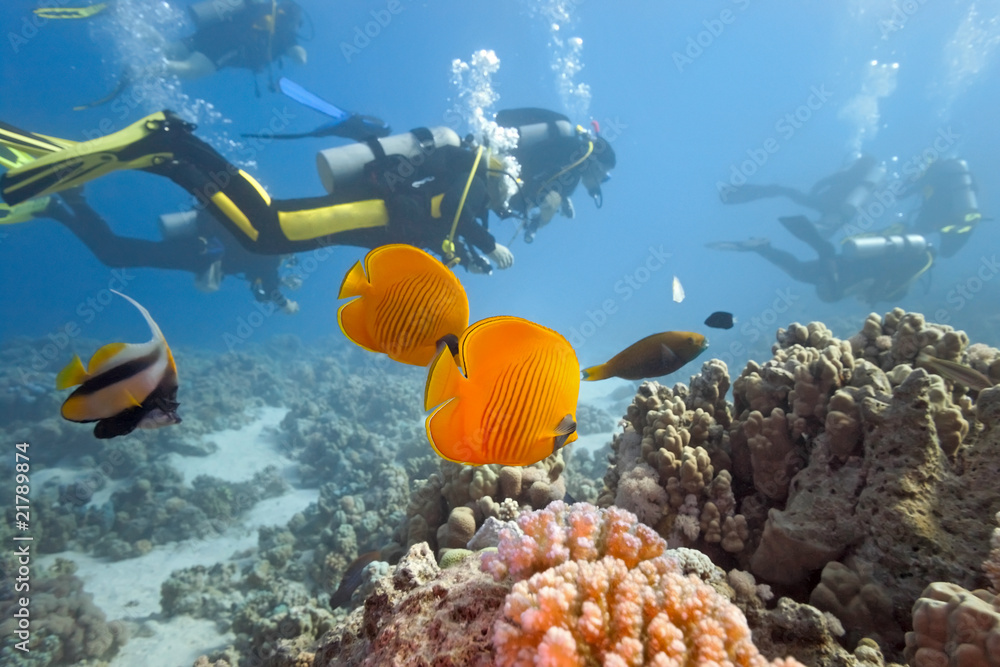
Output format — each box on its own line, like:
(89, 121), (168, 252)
(188, 0), (247, 28)
(941, 159), (979, 219)
(159, 211), (199, 240)
(842, 161), (886, 212)
(315, 126), (461, 195)
(513, 119), (575, 148)
(842, 234), (928, 261)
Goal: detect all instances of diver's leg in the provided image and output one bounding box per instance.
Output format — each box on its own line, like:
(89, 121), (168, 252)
(753, 245), (823, 285)
(51, 191), (203, 271)
(778, 215), (836, 259)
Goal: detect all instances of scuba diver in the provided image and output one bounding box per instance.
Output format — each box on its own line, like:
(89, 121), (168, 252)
(40, 0), (308, 108)
(0, 151), (299, 313)
(708, 215), (935, 305)
(161, 0), (307, 82)
(0, 112), (514, 274)
(901, 158), (985, 258)
(490, 108), (616, 243)
(720, 154), (886, 239)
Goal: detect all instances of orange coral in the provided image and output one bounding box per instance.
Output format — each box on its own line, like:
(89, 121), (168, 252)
(494, 554), (803, 667)
(482, 501), (664, 582)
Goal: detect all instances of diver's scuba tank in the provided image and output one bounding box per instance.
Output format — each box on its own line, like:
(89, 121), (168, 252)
(315, 126), (461, 194)
(934, 159), (980, 222)
(842, 160), (886, 212)
(842, 234), (929, 261)
(159, 211), (199, 240)
(512, 118), (575, 148)
(188, 0), (247, 28)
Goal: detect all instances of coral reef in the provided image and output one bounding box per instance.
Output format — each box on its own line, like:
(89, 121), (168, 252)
(0, 559), (128, 665)
(595, 310), (1000, 661)
(904, 582), (999, 667)
(384, 453), (570, 563)
(308, 543), (509, 666)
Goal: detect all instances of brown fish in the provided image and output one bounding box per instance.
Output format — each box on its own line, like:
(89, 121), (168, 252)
(917, 352), (994, 392)
(581, 331), (708, 381)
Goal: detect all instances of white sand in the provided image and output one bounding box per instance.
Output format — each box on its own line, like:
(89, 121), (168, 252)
(39, 407), (320, 667)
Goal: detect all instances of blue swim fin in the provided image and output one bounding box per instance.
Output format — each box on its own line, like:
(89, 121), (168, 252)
(244, 77), (390, 141)
(278, 77), (349, 123)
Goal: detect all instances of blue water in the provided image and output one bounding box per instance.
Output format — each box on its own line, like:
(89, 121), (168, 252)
(1, 0), (999, 370)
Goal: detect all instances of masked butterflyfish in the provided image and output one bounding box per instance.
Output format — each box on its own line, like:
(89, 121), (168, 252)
(581, 331), (708, 381)
(338, 244), (470, 366)
(56, 291), (181, 439)
(423, 316), (580, 466)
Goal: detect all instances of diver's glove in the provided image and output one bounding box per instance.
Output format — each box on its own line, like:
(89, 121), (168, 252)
(487, 243), (514, 269)
(282, 300), (300, 315)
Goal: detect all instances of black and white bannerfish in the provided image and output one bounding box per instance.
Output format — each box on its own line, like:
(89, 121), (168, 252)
(56, 291), (181, 439)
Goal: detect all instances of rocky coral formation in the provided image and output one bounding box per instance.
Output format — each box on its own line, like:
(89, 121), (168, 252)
(596, 358), (743, 555)
(0, 559), (128, 665)
(307, 542), (509, 666)
(594, 310), (1000, 662)
(384, 453), (571, 563)
(904, 582), (1000, 667)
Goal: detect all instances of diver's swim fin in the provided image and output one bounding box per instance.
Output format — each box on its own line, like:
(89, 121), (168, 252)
(0, 122), (77, 158)
(0, 145), (38, 170)
(259, 77), (391, 141)
(278, 77), (349, 123)
(0, 111), (181, 206)
(74, 70), (133, 111)
(0, 198), (52, 226)
(34, 3), (110, 19)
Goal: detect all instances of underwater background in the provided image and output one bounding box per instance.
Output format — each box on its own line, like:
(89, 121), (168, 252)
(1, 1), (1000, 666)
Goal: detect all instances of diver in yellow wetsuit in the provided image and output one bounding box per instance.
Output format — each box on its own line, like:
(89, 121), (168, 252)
(0, 111), (514, 273)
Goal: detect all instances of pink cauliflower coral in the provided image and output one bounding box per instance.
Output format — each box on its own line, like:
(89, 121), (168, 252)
(495, 554), (802, 667)
(482, 501), (664, 581)
(483, 502), (804, 667)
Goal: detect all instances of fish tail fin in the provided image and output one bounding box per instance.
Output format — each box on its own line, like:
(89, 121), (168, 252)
(580, 363), (609, 382)
(338, 260), (369, 300)
(424, 347), (465, 411)
(56, 355), (89, 390)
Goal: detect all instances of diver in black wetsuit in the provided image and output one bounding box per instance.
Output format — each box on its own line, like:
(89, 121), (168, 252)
(45, 189), (298, 312)
(720, 154), (886, 239)
(163, 0), (307, 81)
(900, 158), (985, 258)
(492, 108), (616, 243)
(0, 112), (514, 274)
(708, 215), (935, 305)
